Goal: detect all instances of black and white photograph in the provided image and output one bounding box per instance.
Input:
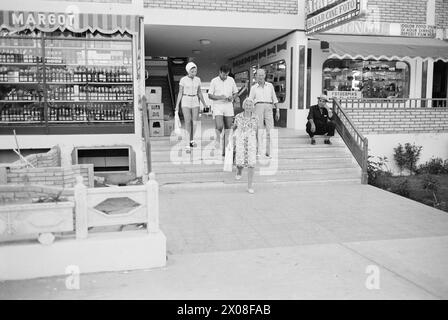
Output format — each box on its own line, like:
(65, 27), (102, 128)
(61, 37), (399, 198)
(0, 0), (448, 305)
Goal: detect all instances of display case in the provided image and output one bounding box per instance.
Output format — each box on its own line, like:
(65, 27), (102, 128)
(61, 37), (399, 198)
(0, 29), (135, 134)
(322, 59), (410, 99)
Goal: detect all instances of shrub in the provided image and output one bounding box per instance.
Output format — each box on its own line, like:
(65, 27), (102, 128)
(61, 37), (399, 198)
(393, 143), (422, 175)
(391, 178), (410, 197)
(417, 158), (448, 175)
(367, 155), (392, 188)
(421, 174), (441, 208)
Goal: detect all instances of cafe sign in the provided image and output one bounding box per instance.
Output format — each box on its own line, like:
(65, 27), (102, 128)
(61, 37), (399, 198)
(306, 0), (364, 34)
(11, 11), (77, 29)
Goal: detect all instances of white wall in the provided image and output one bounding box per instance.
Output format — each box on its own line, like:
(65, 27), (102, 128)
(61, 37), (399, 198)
(366, 133), (448, 175)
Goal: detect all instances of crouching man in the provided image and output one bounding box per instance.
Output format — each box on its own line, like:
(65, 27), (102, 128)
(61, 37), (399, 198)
(306, 94), (336, 145)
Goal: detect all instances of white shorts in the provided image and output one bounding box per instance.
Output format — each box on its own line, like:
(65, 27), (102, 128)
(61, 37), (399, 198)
(213, 103), (234, 117)
(181, 96), (200, 108)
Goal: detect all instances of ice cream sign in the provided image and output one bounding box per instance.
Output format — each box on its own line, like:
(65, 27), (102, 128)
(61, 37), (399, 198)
(306, 0), (366, 34)
(10, 11), (77, 29)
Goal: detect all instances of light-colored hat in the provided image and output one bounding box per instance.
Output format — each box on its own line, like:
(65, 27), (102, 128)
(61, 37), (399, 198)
(318, 94), (330, 102)
(185, 62), (197, 73)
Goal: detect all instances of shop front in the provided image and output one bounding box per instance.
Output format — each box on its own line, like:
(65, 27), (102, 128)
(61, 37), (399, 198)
(0, 10), (146, 178)
(307, 34), (448, 109)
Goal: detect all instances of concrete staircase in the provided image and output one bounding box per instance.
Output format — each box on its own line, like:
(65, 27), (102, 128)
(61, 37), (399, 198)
(148, 122), (362, 186)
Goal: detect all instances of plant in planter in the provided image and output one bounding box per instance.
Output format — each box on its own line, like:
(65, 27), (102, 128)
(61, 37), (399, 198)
(367, 155), (392, 189)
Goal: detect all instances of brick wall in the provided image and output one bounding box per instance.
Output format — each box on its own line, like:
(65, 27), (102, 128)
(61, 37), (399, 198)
(144, 0), (299, 15)
(344, 108), (448, 134)
(436, 0), (448, 28)
(10, 146), (60, 169)
(357, 0), (428, 24)
(5, 164), (93, 188)
(0, 184), (74, 204)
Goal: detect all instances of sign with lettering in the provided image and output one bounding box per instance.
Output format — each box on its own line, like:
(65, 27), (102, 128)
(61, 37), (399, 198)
(327, 91), (363, 100)
(306, 0), (364, 34)
(10, 11), (77, 29)
(400, 24), (436, 38)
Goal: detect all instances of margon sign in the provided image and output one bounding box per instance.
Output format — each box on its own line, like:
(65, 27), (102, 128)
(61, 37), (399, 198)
(306, 0), (365, 34)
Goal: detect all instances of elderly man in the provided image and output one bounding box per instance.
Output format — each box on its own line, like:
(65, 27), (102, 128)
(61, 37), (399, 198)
(208, 64), (239, 155)
(306, 94), (336, 145)
(249, 68), (280, 158)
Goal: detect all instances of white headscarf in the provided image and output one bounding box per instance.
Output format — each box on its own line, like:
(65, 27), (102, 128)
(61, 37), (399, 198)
(185, 62), (197, 73)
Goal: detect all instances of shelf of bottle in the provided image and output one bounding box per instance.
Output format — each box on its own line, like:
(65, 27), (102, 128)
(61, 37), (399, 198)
(45, 82), (134, 85)
(0, 120), (133, 124)
(47, 100), (133, 103)
(0, 45), (41, 49)
(0, 62), (42, 65)
(0, 82), (42, 85)
(0, 100), (41, 103)
(44, 63), (133, 67)
(44, 47), (131, 51)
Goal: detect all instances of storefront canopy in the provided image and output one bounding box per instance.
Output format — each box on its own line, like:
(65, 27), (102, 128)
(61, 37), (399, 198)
(0, 10), (141, 35)
(311, 34), (448, 62)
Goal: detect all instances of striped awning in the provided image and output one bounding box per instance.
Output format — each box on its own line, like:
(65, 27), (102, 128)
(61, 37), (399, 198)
(0, 11), (141, 34)
(311, 34), (448, 62)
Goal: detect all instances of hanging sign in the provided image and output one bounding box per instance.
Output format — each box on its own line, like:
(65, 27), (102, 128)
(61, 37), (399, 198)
(306, 0), (364, 34)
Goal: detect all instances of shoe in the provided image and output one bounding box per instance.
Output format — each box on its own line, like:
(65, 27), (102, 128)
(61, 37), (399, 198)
(324, 139), (332, 145)
(265, 154), (272, 159)
(247, 188), (255, 194)
(235, 174), (242, 180)
(311, 138), (316, 145)
(190, 141), (197, 148)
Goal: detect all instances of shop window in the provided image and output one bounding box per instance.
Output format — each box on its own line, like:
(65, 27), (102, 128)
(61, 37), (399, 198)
(322, 59), (410, 99)
(261, 60), (287, 103)
(0, 29), (134, 134)
(234, 70), (249, 88)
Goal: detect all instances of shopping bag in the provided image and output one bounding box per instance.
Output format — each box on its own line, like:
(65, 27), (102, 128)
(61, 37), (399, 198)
(174, 113), (182, 136)
(223, 131), (234, 172)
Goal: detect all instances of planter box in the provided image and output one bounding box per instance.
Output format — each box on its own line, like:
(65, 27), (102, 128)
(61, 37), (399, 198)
(0, 201), (75, 244)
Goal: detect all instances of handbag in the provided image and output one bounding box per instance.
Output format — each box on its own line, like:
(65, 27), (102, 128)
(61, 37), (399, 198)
(223, 131), (234, 172)
(174, 113), (182, 136)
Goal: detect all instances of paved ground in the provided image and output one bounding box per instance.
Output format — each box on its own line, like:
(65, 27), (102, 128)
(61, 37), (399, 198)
(1, 182), (448, 299)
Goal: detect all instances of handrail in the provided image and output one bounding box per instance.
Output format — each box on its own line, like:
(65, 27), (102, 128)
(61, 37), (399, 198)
(167, 59), (176, 116)
(141, 95), (152, 174)
(332, 98), (368, 184)
(339, 98), (448, 109)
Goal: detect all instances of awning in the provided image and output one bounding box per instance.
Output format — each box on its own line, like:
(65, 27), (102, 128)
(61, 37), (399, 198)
(311, 34), (448, 62)
(0, 11), (141, 35)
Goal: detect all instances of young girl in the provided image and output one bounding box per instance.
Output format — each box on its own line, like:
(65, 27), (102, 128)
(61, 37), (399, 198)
(232, 98), (258, 194)
(174, 62), (208, 152)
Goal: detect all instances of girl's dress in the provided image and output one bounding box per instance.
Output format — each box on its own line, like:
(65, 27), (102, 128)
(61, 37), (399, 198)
(234, 112), (258, 168)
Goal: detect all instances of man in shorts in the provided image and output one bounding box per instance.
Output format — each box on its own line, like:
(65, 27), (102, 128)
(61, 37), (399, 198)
(208, 64), (239, 155)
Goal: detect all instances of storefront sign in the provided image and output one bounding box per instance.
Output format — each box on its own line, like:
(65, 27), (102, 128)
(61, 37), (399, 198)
(327, 91), (362, 100)
(400, 24), (436, 38)
(0, 10), (140, 34)
(10, 11), (76, 29)
(306, 0), (362, 34)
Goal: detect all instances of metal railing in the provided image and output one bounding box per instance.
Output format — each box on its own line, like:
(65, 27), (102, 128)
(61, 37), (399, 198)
(332, 99), (368, 184)
(339, 98), (448, 109)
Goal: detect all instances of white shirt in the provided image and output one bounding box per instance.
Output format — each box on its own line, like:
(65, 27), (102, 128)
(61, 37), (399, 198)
(208, 76), (238, 104)
(179, 76), (201, 96)
(249, 82), (279, 104)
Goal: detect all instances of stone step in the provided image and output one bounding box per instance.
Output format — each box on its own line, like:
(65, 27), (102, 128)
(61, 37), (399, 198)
(156, 168), (361, 185)
(150, 147), (351, 162)
(152, 158), (358, 174)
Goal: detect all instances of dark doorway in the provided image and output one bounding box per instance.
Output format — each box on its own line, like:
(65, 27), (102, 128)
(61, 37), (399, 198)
(432, 61), (448, 107)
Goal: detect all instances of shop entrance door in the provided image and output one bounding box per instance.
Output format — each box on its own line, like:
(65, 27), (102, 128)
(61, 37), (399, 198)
(432, 61), (448, 107)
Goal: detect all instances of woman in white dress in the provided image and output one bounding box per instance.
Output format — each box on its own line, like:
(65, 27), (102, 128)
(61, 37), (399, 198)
(174, 62), (208, 152)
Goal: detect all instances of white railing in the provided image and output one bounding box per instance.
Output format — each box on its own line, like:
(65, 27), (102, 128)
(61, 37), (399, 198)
(340, 98), (448, 109)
